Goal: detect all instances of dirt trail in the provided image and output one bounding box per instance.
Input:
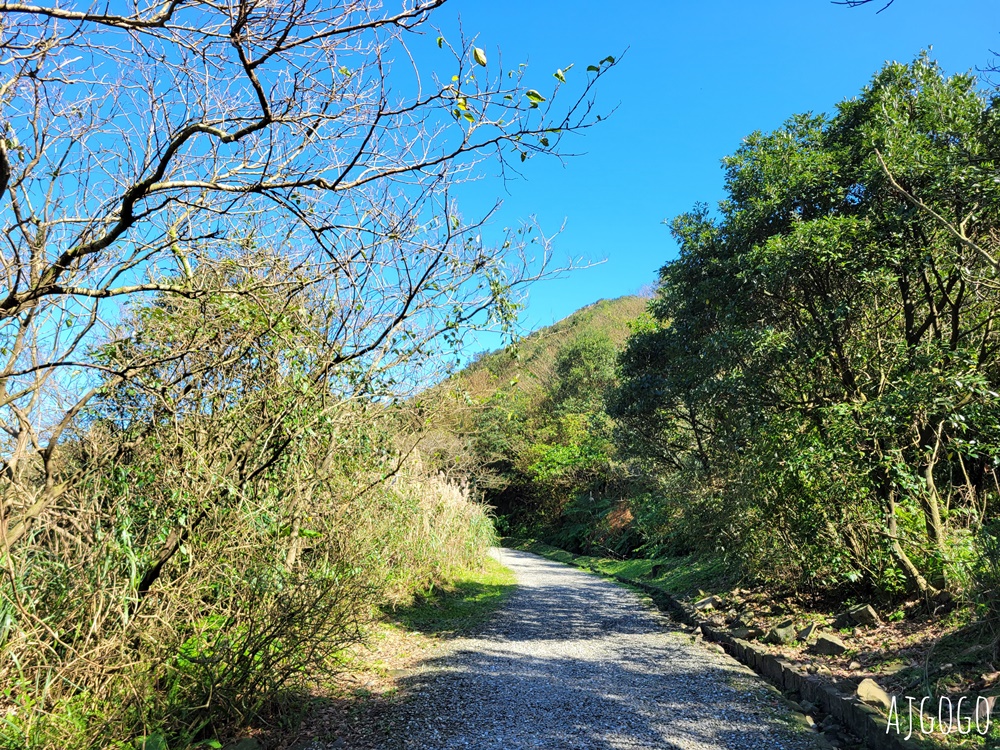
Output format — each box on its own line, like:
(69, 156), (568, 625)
(359, 548), (827, 750)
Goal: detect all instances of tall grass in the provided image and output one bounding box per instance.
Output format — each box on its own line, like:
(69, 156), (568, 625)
(0, 433), (495, 750)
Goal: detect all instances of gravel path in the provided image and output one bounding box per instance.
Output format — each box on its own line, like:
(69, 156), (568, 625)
(377, 548), (826, 750)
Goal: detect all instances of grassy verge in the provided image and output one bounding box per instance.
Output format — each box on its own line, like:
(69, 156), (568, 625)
(251, 556), (517, 749)
(383, 556), (517, 636)
(507, 538), (730, 598)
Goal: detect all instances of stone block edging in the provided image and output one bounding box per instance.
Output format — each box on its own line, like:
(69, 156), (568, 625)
(520, 544), (940, 750)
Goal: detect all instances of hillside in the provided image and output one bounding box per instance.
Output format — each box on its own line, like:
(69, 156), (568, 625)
(409, 294), (650, 557)
(452, 295), (648, 403)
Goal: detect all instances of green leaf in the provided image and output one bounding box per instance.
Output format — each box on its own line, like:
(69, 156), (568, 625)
(191, 740), (222, 749)
(525, 89), (546, 106)
(601, 55), (615, 65)
(520, 151), (527, 162)
(539, 136), (549, 147)
(587, 65), (600, 72)
(436, 36), (444, 48)
(463, 112), (475, 123)
(473, 47), (487, 67)
(136, 735), (169, 750)
(554, 69), (566, 83)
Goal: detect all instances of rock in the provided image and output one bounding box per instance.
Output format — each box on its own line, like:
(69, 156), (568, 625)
(694, 595), (722, 611)
(820, 715), (842, 732)
(848, 660), (862, 670)
(856, 678), (892, 710)
(792, 712), (818, 731)
(847, 604), (880, 627)
(975, 695), (997, 726)
(797, 622), (818, 641)
(799, 700), (817, 713)
(776, 617), (795, 629)
(764, 624), (797, 645)
(746, 627), (765, 640)
(881, 662), (906, 675)
(732, 612), (753, 628)
(729, 627), (752, 640)
(810, 633), (847, 656)
(832, 611), (853, 629)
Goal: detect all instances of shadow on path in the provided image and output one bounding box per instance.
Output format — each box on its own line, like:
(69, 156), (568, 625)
(369, 549), (823, 750)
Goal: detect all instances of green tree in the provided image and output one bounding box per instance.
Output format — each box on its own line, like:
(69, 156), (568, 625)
(614, 55), (1000, 598)
(550, 331), (617, 414)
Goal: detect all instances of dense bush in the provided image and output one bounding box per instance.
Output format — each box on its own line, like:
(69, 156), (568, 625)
(973, 521), (1000, 636)
(611, 55), (1000, 599)
(0, 283), (496, 750)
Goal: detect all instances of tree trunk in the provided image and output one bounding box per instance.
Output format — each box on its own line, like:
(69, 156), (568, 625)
(875, 464), (938, 598)
(918, 422), (949, 590)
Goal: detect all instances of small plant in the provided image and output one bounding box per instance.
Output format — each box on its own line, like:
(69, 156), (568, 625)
(973, 521), (1000, 634)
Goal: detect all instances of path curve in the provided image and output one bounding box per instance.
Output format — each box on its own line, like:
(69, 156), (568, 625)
(382, 549), (826, 750)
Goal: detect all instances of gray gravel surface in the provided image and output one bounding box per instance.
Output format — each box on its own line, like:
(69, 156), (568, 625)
(368, 548), (828, 749)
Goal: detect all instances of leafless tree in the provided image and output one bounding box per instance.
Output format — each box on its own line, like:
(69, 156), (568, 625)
(0, 3), (616, 741)
(0, 0), (616, 552)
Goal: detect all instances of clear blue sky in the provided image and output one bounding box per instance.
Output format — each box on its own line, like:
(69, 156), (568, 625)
(425, 0), (999, 354)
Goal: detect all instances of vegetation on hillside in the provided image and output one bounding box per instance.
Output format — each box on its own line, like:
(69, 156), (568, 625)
(613, 54), (1000, 604)
(462, 56), (1000, 636)
(420, 296), (650, 555)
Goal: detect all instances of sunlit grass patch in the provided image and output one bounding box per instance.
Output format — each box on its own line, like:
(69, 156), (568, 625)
(510, 538), (730, 599)
(383, 556), (516, 637)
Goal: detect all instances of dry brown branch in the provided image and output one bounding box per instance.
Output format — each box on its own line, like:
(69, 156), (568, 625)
(874, 148), (999, 270)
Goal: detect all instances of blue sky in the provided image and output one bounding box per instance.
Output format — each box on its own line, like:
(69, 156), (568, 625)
(421, 0), (1000, 353)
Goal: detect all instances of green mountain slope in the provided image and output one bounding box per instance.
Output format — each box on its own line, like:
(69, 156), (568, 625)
(454, 295), (648, 402)
(416, 294), (649, 554)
